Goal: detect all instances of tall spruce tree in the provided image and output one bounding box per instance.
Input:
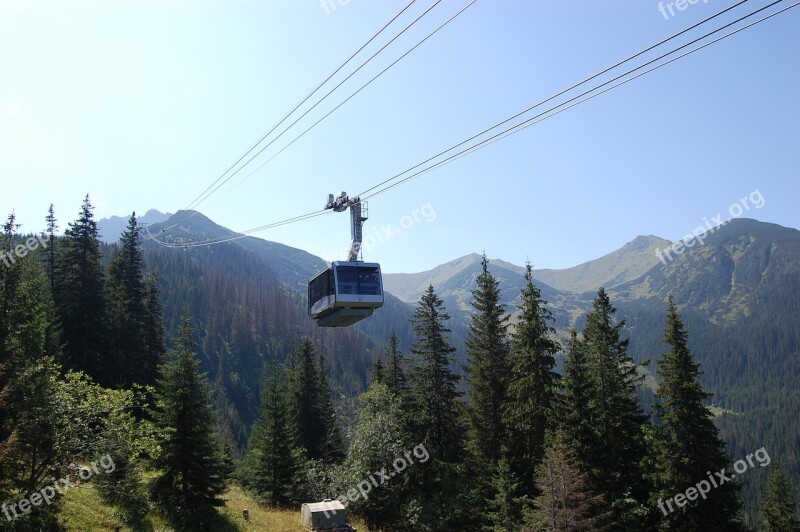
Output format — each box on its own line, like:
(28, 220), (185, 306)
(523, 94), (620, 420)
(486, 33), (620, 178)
(372, 356), (385, 385)
(410, 285), (463, 462)
(317, 354), (344, 464)
(143, 272), (167, 373)
(466, 255), (511, 468)
(486, 456), (523, 531)
(287, 339), (324, 460)
(41, 205), (61, 361)
(408, 285), (466, 530)
(54, 195), (109, 383)
(463, 256), (512, 529)
(286, 339), (342, 463)
(0, 214), (67, 528)
(384, 331), (409, 398)
(383, 331), (413, 444)
(646, 296), (742, 530)
(761, 465), (800, 532)
(580, 288), (647, 509)
(561, 330), (597, 476)
(242, 364), (297, 507)
(503, 261), (561, 493)
(0, 214), (25, 493)
(107, 213), (163, 386)
(0, 261), (12, 510)
(44, 204), (57, 296)
(150, 316), (230, 524)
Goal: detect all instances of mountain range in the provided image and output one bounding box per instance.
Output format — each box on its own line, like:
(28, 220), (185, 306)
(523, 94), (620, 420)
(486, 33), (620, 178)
(382, 219), (800, 325)
(381, 234), (671, 304)
(98, 209), (173, 243)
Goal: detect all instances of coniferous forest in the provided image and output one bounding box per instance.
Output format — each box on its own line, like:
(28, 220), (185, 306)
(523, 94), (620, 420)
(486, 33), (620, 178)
(1, 197), (798, 531)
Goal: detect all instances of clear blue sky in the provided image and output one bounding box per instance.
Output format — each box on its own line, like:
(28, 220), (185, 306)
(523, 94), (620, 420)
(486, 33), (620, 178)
(1, 0), (798, 273)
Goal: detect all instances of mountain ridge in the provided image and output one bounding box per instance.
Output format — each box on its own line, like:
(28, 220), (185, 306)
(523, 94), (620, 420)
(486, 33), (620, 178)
(145, 210), (328, 288)
(534, 234), (671, 294)
(98, 209), (172, 243)
(116, 208), (799, 326)
(381, 234), (672, 304)
(613, 218), (800, 322)
(106, 208), (800, 329)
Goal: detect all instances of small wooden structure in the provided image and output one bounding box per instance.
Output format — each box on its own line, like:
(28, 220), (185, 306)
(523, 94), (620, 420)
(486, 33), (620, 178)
(300, 500), (356, 531)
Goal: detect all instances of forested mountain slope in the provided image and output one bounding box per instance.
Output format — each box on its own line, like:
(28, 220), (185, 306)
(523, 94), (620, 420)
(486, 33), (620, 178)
(146, 210), (328, 288)
(614, 219), (800, 321)
(142, 240), (421, 447)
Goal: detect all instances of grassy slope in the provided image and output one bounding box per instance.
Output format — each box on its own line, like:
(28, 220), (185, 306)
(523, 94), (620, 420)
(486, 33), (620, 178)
(59, 484), (368, 532)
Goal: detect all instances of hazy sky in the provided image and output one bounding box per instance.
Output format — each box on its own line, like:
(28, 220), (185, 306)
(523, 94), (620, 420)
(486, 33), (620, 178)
(1, 0), (798, 273)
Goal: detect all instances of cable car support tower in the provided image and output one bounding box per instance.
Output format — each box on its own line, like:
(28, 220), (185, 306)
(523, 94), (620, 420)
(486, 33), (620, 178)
(307, 192), (384, 327)
(325, 192), (368, 262)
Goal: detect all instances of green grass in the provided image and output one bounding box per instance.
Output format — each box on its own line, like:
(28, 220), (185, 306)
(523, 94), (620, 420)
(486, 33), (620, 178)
(59, 484), (368, 531)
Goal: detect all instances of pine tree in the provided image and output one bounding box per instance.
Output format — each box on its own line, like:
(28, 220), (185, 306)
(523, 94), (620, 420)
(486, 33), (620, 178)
(243, 364), (297, 507)
(0, 214), (64, 528)
(42, 205), (61, 362)
(462, 256), (512, 528)
(580, 288), (647, 507)
(408, 285), (466, 529)
(384, 331), (409, 398)
(486, 456), (523, 531)
(286, 339), (342, 463)
(560, 330), (597, 478)
(44, 204), (58, 296)
(143, 272), (167, 373)
(503, 261), (561, 494)
(0, 215), (30, 478)
(317, 354), (344, 464)
(647, 296), (743, 530)
(761, 465), (800, 532)
(150, 316), (230, 524)
(108, 213), (162, 386)
(466, 255), (511, 468)
(54, 195), (109, 383)
(287, 339), (324, 460)
(372, 356), (384, 385)
(410, 285), (463, 463)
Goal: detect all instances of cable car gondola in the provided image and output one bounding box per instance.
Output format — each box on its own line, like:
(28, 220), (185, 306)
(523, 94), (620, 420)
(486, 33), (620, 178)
(308, 192), (384, 327)
(308, 261), (384, 327)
